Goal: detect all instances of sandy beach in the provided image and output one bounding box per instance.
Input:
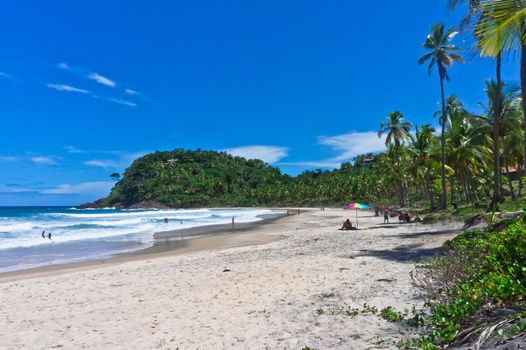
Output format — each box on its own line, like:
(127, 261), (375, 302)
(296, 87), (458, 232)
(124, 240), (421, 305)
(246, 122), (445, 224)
(0, 208), (463, 349)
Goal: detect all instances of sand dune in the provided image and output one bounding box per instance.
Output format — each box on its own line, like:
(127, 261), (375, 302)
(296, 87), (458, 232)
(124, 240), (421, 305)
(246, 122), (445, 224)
(0, 209), (462, 349)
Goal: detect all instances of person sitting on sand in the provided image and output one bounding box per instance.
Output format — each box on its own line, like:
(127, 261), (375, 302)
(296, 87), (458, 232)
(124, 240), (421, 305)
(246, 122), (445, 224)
(339, 219), (355, 231)
(48, 232), (52, 240)
(399, 213), (411, 224)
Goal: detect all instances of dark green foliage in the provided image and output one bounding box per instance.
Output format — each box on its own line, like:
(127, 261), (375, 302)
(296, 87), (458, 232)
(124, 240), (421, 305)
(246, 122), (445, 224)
(412, 216), (526, 347)
(104, 149), (396, 208)
(380, 306), (405, 322)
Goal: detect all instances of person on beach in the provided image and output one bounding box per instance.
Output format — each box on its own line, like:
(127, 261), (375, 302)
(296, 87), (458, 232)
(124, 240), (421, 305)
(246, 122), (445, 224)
(48, 232), (52, 240)
(339, 219), (354, 231)
(41, 231), (46, 239)
(383, 207), (389, 223)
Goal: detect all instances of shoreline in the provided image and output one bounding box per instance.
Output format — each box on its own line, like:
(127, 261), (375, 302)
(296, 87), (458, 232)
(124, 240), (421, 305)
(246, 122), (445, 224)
(0, 209), (298, 283)
(0, 209), (465, 349)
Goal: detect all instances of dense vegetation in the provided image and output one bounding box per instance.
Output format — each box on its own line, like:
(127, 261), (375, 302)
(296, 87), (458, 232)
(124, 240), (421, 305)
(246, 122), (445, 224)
(406, 215), (526, 349)
(102, 149), (392, 208)
(102, 88), (525, 210)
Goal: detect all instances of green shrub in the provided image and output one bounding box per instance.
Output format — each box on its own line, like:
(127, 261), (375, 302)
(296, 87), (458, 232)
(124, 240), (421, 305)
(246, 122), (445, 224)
(412, 217), (526, 346)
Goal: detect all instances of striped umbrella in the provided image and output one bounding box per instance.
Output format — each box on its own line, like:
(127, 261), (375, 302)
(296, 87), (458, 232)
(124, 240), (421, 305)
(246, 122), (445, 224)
(344, 203), (369, 228)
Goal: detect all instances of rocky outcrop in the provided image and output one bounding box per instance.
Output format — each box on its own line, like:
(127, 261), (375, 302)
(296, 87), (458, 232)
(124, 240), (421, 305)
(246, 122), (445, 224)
(77, 198), (169, 210)
(124, 200), (170, 209)
(76, 198), (109, 209)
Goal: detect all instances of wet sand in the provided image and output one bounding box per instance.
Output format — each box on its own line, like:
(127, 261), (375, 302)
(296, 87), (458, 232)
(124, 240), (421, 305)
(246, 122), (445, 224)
(0, 210), (293, 283)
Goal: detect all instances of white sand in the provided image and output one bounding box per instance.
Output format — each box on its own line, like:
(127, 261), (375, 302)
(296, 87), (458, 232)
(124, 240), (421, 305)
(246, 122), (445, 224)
(0, 209), (463, 349)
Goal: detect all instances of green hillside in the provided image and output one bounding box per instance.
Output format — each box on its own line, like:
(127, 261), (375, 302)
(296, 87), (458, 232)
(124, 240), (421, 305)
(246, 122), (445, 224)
(97, 149), (386, 208)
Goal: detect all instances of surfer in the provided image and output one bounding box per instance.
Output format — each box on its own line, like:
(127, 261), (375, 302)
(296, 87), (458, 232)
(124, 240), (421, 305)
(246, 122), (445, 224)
(41, 231), (46, 239)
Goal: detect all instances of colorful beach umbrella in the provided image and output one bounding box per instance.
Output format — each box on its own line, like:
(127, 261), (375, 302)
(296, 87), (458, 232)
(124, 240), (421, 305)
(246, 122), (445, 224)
(344, 203), (369, 210)
(343, 203), (369, 228)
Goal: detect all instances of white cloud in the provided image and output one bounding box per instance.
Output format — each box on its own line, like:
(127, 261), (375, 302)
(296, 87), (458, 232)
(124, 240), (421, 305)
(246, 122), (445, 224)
(88, 72), (116, 87)
(58, 62), (70, 70)
(84, 159), (118, 168)
(41, 181), (113, 196)
(105, 98), (137, 107)
(31, 156), (57, 165)
(281, 131), (386, 169)
(64, 146), (84, 153)
(224, 145), (288, 164)
(125, 89), (139, 95)
(318, 131), (386, 162)
(84, 151), (147, 169)
(47, 83), (89, 94)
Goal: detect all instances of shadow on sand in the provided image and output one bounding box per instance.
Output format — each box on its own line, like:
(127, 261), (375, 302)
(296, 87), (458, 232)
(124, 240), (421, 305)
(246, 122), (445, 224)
(349, 243), (446, 262)
(386, 228), (463, 239)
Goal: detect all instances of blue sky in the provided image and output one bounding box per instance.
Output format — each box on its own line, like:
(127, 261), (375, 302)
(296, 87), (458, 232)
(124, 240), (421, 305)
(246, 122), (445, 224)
(0, 1), (521, 205)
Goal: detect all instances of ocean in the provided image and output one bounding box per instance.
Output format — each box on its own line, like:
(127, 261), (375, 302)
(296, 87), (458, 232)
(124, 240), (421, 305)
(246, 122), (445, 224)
(0, 206), (276, 273)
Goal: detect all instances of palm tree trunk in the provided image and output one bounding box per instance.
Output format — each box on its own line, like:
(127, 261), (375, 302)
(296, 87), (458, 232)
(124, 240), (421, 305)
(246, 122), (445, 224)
(492, 53), (502, 207)
(439, 73), (448, 209)
(520, 164), (524, 197)
(521, 40), (526, 179)
(462, 176), (471, 204)
(425, 172), (435, 209)
(503, 145), (516, 201)
(395, 148), (405, 207)
(449, 177), (457, 209)
(388, 162), (403, 207)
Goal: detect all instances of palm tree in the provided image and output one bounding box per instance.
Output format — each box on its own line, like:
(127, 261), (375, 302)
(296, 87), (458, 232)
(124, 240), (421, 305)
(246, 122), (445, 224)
(446, 111), (490, 205)
(501, 101), (523, 201)
(437, 95), (465, 128)
(474, 0), (526, 173)
(479, 80), (509, 204)
(378, 111), (412, 206)
(419, 23), (464, 209)
(495, 87), (522, 200)
(409, 124), (437, 209)
(450, 0), (506, 207)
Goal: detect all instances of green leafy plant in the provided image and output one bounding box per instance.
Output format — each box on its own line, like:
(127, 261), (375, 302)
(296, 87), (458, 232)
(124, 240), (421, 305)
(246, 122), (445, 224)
(380, 306), (405, 322)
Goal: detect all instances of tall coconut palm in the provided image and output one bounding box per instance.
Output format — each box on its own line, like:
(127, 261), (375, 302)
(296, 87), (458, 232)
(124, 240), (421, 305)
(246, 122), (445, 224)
(479, 80), (513, 204)
(378, 111), (412, 206)
(446, 111), (490, 205)
(436, 95), (465, 128)
(487, 84), (521, 201)
(474, 0), (526, 173)
(408, 124), (437, 209)
(500, 97), (523, 200)
(450, 0), (505, 206)
(419, 23), (464, 209)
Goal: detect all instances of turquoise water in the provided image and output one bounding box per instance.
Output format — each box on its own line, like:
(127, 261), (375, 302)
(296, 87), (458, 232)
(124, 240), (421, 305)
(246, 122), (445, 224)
(0, 207), (273, 272)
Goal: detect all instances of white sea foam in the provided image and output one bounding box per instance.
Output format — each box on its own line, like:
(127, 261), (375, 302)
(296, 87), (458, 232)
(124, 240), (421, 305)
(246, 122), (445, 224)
(0, 208), (275, 250)
(0, 222), (34, 233)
